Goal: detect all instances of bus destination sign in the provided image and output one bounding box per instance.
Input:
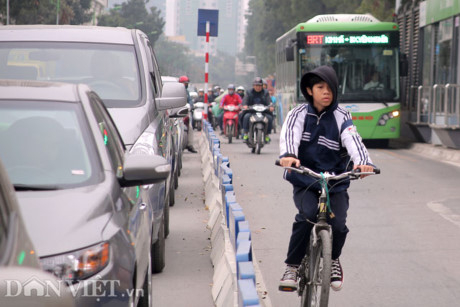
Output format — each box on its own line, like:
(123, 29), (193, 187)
(306, 34), (390, 45)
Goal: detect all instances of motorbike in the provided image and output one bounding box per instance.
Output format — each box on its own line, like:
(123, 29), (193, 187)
(222, 104), (240, 143)
(244, 104), (270, 154)
(192, 101), (206, 131)
(209, 101), (219, 130)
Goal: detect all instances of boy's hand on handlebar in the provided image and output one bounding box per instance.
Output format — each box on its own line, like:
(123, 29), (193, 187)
(280, 157), (300, 169)
(354, 165), (374, 179)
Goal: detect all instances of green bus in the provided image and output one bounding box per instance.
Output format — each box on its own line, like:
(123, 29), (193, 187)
(275, 14), (405, 142)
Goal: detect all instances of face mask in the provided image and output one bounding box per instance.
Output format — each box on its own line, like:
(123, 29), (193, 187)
(228, 90), (234, 95)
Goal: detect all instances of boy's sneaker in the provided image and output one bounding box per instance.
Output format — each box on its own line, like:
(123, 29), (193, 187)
(279, 265), (298, 292)
(264, 136), (271, 143)
(242, 134), (249, 142)
(330, 258), (343, 291)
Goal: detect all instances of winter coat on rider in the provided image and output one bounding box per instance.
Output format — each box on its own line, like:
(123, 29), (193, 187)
(220, 92), (242, 107)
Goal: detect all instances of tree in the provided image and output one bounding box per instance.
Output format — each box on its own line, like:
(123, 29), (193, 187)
(0, 0), (92, 25)
(356, 0), (395, 21)
(154, 37), (195, 77)
(97, 0), (164, 44)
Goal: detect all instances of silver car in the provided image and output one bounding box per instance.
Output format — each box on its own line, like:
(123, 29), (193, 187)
(0, 25), (186, 273)
(0, 80), (175, 306)
(0, 152), (74, 306)
(0, 158), (39, 269)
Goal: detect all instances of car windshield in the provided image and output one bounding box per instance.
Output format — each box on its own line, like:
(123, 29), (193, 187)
(299, 45), (400, 102)
(0, 101), (101, 188)
(0, 42), (142, 108)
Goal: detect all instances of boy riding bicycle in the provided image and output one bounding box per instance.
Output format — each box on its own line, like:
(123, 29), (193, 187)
(278, 66), (375, 292)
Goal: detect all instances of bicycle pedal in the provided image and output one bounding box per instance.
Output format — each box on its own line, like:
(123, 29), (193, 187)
(278, 286), (297, 292)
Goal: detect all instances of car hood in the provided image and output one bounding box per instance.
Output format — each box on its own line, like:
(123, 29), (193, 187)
(108, 107), (150, 147)
(17, 184), (114, 257)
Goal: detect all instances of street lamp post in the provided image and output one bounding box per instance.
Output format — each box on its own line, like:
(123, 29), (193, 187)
(56, 0), (60, 25)
(6, 0), (9, 25)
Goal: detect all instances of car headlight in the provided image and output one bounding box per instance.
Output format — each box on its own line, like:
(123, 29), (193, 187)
(40, 242), (109, 282)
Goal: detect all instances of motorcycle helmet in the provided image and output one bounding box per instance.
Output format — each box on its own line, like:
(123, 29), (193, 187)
(237, 86), (245, 92)
(253, 77), (263, 86)
(179, 75), (190, 83)
(227, 84), (235, 95)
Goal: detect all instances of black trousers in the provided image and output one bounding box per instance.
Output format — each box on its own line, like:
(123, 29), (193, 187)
(285, 186), (350, 265)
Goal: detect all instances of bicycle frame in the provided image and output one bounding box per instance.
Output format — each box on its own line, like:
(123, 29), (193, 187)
(276, 160), (379, 307)
(311, 187), (331, 247)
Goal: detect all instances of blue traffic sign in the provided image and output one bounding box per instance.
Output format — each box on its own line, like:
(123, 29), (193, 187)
(197, 9), (219, 37)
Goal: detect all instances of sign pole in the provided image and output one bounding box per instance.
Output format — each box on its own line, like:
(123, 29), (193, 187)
(204, 20), (210, 113)
(198, 9), (218, 119)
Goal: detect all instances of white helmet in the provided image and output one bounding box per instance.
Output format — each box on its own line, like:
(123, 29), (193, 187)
(237, 86), (245, 92)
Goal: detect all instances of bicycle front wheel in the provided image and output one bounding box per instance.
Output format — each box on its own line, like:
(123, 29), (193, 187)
(301, 229), (332, 307)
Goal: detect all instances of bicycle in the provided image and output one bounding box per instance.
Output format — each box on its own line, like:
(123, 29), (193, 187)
(275, 160), (380, 307)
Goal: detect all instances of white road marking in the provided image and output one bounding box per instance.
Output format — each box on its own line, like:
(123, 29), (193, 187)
(427, 201), (460, 227)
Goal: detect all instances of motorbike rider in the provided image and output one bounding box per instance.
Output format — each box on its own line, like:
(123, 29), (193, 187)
(213, 85), (221, 99)
(236, 86), (245, 99)
(241, 77), (274, 143)
(207, 88), (216, 102)
(195, 88), (205, 102)
(218, 84), (242, 133)
(197, 88), (217, 129)
(179, 75), (197, 153)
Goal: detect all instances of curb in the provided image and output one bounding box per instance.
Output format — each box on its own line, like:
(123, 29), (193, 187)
(198, 121), (262, 307)
(409, 142), (460, 164)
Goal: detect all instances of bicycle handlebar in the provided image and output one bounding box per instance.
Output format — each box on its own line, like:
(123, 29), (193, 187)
(275, 159), (380, 180)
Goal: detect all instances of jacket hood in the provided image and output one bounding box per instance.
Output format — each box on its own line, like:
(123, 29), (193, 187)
(300, 65), (339, 110)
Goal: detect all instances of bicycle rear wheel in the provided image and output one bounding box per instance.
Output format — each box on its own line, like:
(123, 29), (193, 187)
(301, 229), (332, 307)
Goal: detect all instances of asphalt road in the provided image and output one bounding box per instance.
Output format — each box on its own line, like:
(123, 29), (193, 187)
(218, 132), (460, 307)
(152, 129), (460, 307)
(151, 148), (214, 307)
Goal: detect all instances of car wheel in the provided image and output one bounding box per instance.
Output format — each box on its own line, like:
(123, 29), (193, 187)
(137, 252), (152, 307)
(169, 179), (175, 207)
(174, 166), (179, 189)
(164, 194), (170, 238)
(178, 152), (182, 176)
(152, 218), (165, 273)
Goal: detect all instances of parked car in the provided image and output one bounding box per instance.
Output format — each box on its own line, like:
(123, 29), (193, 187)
(0, 80), (174, 306)
(0, 158), (39, 269)
(0, 155), (75, 307)
(0, 25), (186, 273)
(161, 77), (188, 191)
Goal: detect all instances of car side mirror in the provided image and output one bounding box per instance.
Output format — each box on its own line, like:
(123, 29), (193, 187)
(120, 154), (170, 187)
(157, 82), (187, 111)
(286, 45), (295, 62)
(169, 105), (189, 118)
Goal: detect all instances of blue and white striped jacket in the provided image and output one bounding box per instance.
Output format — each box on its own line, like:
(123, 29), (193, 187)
(280, 102), (373, 191)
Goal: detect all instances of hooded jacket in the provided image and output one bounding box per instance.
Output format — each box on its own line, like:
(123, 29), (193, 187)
(280, 65), (373, 191)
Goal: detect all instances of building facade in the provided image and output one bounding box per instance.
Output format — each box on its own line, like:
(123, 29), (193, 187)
(398, 0), (460, 148)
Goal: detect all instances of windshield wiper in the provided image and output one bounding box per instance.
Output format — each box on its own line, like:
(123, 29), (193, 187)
(14, 184), (59, 191)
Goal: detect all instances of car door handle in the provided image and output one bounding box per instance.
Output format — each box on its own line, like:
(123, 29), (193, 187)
(139, 203), (147, 211)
